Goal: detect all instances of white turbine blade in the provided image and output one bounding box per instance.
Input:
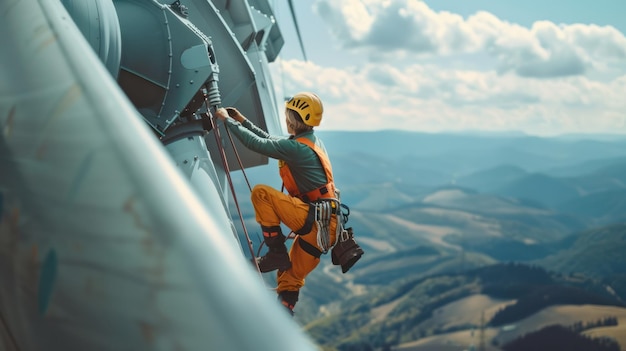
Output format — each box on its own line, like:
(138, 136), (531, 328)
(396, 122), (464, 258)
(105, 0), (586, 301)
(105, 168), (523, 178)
(0, 0), (317, 350)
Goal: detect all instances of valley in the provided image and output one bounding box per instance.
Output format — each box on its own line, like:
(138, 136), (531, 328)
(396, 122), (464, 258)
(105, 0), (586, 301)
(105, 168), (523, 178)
(228, 131), (626, 351)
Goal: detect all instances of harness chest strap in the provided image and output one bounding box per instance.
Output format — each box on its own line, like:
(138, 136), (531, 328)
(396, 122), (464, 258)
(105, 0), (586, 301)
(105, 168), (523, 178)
(279, 137), (335, 202)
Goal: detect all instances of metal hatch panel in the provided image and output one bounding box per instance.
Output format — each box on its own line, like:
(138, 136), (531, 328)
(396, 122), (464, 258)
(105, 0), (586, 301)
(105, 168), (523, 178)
(180, 0), (285, 171)
(114, 0), (218, 134)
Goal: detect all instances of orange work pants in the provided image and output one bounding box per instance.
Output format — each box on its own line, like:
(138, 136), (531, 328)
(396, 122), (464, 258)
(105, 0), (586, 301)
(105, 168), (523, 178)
(250, 184), (337, 292)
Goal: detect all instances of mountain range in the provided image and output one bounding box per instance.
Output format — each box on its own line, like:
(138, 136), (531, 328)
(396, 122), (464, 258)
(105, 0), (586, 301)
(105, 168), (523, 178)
(225, 130), (626, 350)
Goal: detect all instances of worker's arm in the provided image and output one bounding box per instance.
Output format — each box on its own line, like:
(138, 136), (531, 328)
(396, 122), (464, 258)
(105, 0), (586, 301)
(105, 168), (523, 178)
(222, 107), (271, 139)
(215, 108), (302, 160)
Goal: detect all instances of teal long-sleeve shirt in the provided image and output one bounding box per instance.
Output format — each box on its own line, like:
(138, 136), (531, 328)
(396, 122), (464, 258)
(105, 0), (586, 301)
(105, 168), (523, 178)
(223, 117), (330, 194)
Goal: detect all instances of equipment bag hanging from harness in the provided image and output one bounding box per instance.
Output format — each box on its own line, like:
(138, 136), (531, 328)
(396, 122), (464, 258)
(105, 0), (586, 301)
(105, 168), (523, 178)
(280, 137), (364, 273)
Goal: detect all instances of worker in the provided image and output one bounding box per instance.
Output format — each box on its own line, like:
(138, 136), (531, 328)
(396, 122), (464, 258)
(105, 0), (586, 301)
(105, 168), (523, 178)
(214, 92), (342, 315)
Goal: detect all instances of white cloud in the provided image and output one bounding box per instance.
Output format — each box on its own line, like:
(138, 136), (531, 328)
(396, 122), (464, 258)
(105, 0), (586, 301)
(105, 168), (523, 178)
(273, 1), (626, 135)
(272, 59), (626, 135)
(566, 23), (626, 61)
(313, 0), (374, 47)
(313, 0), (626, 78)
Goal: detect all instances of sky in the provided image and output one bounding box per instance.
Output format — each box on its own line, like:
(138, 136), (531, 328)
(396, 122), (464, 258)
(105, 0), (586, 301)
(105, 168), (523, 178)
(267, 0), (626, 136)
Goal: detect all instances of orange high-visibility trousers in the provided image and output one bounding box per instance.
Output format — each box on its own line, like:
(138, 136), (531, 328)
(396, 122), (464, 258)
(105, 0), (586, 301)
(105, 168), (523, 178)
(251, 184), (337, 292)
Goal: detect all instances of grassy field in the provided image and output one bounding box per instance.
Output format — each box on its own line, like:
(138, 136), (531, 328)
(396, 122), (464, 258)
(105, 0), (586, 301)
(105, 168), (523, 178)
(392, 295), (626, 351)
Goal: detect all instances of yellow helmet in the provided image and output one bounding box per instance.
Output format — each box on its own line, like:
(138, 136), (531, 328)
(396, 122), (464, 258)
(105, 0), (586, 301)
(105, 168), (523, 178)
(285, 92), (323, 127)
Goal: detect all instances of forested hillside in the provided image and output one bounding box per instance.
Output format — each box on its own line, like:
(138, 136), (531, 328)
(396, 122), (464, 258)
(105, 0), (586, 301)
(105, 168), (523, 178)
(226, 131), (626, 350)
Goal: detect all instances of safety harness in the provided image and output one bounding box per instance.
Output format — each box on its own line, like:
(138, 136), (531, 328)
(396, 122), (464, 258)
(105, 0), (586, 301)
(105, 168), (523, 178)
(207, 105), (362, 275)
(279, 137), (336, 203)
(279, 137), (345, 256)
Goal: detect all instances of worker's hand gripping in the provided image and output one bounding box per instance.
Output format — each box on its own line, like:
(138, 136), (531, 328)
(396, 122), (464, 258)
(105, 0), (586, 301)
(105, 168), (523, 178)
(225, 107), (245, 123)
(214, 107), (245, 123)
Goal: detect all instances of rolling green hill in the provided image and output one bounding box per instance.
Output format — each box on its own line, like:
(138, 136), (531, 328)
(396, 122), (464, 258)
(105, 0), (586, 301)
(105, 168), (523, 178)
(317, 131), (626, 175)
(455, 164), (528, 192)
(535, 223), (626, 278)
(303, 263), (624, 351)
(493, 173), (580, 207)
(223, 131), (626, 350)
(556, 189), (626, 225)
(545, 156), (626, 177)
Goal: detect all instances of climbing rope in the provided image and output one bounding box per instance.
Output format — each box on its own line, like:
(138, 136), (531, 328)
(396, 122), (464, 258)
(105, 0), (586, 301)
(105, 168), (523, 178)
(202, 90), (260, 275)
(224, 126), (252, 192)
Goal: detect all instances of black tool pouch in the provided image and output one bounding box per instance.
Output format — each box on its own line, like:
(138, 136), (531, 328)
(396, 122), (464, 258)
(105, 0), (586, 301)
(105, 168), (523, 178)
(331, 227), (364, 273)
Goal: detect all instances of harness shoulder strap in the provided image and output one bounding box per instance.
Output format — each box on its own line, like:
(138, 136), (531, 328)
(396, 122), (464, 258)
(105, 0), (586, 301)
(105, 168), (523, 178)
(295, 137), (334, 184)
(292, 137), (335, 202)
